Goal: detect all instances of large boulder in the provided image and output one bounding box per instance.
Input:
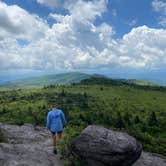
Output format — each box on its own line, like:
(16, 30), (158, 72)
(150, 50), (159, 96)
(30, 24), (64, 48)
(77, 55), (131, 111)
(71, 125), (142, 166)
(133, 151), (166, 166)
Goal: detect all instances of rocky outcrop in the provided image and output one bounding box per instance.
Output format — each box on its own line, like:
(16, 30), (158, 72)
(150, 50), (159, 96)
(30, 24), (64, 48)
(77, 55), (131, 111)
(71, 125), (166, 166)
(0, 123), (63, 166)
(71, 125), (142, 166)
(133, 151), (166, 166)
(1, 123), (165, 166)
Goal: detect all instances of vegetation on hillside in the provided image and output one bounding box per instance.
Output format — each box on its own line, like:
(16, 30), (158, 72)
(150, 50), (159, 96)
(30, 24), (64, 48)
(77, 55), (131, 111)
(0, 72), (160, 90)
(1, 72), (91, 88)
(0, 77), (165, 164)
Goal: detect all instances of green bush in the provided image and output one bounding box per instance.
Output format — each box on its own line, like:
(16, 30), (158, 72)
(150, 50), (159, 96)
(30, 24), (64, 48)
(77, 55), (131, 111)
(56, 125), (85, 165)
(0, 128), (7, 143)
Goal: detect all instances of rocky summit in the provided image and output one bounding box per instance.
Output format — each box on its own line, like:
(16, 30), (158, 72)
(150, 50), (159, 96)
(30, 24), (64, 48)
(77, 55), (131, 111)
(0, 123), (166, 166)
(0, 123), (63, 166)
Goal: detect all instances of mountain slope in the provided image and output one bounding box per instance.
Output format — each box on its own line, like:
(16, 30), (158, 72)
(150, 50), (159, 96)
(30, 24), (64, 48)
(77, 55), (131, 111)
(0, 72), (160, 90)
(121, 79), (158, 86)
(79, 77), (161, 88)
(2, 72), (91, 88)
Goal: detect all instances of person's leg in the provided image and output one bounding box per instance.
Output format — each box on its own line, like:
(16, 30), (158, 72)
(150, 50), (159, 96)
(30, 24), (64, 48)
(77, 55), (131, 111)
(52, 134), (56, 147)
(57, 132), (62, 141)
(57, 132), (62, 154)
(51, 132), (57, 153)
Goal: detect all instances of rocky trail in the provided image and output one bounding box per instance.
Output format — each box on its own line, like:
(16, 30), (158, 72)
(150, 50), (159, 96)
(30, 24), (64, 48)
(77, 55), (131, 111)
(0, 123), (63, 166)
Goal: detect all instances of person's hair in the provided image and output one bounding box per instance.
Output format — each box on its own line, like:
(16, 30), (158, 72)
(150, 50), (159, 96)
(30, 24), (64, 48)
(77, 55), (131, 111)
(52, 103), (58, 108)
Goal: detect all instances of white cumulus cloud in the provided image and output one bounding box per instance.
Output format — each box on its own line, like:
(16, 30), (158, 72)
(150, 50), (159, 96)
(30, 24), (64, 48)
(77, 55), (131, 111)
(36, 0), (65, 8)
(128, 19), (138, 26)
(152, 0), (166, 14)
(152, 0), (166, 26)
(0, 0), (166, 72)
(0, 1), (49, 41)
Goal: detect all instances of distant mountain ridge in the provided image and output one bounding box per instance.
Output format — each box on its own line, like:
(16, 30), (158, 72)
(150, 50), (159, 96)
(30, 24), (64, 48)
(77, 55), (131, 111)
(0, 72), (161, 89)
(80, 76), (158, 86)
(2, 72), (91, 88)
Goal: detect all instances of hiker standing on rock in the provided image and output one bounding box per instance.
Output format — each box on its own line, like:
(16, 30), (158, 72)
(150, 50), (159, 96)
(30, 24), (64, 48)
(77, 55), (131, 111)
(46, 103), (66, 154)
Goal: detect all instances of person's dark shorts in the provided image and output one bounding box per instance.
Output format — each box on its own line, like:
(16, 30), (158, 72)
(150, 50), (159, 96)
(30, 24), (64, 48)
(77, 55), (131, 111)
(50, 130), (63, 135)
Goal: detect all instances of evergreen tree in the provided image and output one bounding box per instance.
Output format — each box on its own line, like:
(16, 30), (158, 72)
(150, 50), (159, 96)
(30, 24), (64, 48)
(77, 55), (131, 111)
(124, 112), (131, 126)
(134, 115), (140, 124)
(100, 87), (104, 91)
(83, 92), (87, 98)
(27, 106), (33, 116)
(2, 107), (7, 114)
(148, 111), (158, 126)
(115, 112), (125, 129)
(42, 105), (46, 109)
(60, 89), (66, 97)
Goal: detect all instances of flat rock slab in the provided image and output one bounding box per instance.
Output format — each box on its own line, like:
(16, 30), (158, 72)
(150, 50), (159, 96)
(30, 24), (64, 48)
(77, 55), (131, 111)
(71, 125), (142, 166)
(133, 151), (166, 166)
(0, 123), (63, 166)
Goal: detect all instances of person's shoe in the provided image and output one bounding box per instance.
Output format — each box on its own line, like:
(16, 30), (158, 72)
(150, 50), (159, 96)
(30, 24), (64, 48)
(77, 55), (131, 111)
(53, 149), (57, 154)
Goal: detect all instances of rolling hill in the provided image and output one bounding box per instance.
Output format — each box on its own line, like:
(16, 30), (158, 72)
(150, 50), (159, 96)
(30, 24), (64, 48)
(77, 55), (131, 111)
(1, 72), (91, 88)
(0, 72), (160, 90)
(79, 76), (160, 88)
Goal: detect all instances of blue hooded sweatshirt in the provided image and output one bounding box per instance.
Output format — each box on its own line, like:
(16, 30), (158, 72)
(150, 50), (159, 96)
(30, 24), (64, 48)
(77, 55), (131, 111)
(46, 109), (66, 132)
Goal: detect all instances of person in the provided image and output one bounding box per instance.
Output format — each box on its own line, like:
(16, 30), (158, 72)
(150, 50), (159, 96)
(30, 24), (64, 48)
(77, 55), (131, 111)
(46, 103), (66, 154)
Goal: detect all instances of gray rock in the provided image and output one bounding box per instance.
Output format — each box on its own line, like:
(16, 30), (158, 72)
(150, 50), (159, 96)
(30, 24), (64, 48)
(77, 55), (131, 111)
(133, 151), (166, 166)
(1, 123), (165, 166)
(0, 123), (63, 166)
(71, 125), (142, 166)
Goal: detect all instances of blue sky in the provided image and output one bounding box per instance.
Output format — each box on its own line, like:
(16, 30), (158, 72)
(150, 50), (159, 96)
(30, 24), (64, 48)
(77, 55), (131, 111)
(0, 0), (166, 84)
(3, 0), (164, 37)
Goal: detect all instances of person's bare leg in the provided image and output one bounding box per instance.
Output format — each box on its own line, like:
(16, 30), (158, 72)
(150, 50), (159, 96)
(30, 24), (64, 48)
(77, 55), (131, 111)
(51, 134), (56, 150)
(57, 133), (62, 155)
(57, 133), (62, 141)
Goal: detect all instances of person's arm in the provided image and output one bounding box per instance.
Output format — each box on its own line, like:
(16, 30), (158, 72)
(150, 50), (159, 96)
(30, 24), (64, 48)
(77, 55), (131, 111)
(60, 111), (67, 126)
(46, 112), (51, 130)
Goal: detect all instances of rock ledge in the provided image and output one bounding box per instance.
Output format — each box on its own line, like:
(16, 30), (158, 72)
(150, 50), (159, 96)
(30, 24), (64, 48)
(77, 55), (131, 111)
(0, 123), (63, 166)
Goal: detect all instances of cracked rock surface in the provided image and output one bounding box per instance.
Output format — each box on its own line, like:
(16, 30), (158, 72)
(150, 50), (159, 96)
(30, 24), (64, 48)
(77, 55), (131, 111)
(0, 123), (63, 166)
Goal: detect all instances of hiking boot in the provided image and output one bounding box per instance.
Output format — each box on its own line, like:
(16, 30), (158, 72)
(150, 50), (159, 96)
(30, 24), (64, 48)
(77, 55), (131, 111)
(53, 149), (57, 154)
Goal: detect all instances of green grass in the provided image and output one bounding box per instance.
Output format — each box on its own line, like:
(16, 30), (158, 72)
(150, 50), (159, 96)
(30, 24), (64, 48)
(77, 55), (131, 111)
(123, 79), (158, 86)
